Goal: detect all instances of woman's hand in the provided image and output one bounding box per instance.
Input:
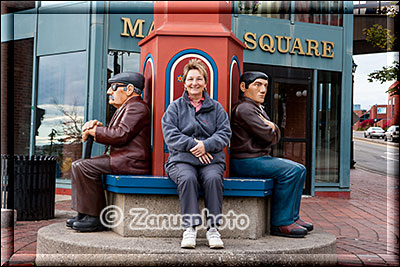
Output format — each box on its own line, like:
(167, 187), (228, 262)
(190, 138), (206, 157)
(190, 138), (213, 164)
(198, 153), (213, 164)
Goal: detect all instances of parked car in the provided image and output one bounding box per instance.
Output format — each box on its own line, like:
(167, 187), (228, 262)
(384, 125), (399, 142)
(364, 127), (385, 139)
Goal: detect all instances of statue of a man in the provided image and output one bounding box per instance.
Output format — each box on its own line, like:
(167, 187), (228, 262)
(230, 71), (313, 238)
(67, 72), (150, 232)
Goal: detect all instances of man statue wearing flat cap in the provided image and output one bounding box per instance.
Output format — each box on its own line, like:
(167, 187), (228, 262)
(230, 71), (313, 238)
(66, 72), (150, 232)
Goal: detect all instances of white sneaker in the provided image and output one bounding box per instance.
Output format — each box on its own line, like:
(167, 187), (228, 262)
(181, 227), (197, 249)
(206, 227), (224, 249)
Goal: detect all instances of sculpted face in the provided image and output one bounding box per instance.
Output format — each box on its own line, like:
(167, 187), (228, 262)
(241, 78), (268, 105)
(184, 69), (206, 98)
(107, 83), (133, 108)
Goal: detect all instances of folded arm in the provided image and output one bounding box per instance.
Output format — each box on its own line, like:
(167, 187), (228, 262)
(237, 105), (280, 146)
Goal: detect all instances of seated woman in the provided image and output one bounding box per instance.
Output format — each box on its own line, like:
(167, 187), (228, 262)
(162, 59), (231, 249)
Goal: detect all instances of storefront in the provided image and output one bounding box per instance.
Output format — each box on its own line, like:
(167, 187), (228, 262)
(1, 1), (354, 197)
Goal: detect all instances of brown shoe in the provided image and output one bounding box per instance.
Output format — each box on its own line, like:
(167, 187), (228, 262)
(271, 223), (307, 238)
(295, 219), (313, 232)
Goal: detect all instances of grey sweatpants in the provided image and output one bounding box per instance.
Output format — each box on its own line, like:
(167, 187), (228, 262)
(166, 162), (225, 228)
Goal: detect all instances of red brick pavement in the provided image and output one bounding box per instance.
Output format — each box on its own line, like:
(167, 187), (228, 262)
(300, 168), (399, 266)
(1, 168), (399, 266)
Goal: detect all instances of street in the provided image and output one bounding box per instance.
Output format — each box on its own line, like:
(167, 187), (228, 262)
(353, 132), (399, 177)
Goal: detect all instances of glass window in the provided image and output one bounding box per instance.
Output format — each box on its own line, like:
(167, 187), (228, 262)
(315, 71), (341, 183)
(35, 51), (86, 180)
(106, 50), (140, 124)
(238, 1), (291, 20)
(392, 97), (395, 116)
(295, 1), (343, 26)
(40, 1), (85, 7)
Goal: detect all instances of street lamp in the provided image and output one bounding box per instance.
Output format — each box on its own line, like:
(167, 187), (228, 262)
(351, 59), (358, 169)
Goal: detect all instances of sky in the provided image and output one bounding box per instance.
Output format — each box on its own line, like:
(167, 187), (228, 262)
(353, 52), (398, 111)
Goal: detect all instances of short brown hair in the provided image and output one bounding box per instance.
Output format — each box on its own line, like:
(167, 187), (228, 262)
(182, 59), (208, 84)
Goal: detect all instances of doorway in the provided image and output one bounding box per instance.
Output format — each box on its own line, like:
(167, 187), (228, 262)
(244, 64), (313, 195)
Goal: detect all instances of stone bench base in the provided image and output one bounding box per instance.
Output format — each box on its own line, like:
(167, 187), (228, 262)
(106, 192), (271, 239)
(36, 223), (337, 266)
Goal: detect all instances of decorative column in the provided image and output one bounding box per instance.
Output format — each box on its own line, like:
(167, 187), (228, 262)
(139, 1), (245, 176)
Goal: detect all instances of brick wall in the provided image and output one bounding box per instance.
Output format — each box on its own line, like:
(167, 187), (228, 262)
(370, 104), (389, 128)
(1, 1), (35, 15)
(284, 87), (307, 138)
(1, 1), (35, 155)
(1, 42), (10, 154)
(353, 109), (367, 130)
(388, 94), (399, 126)
(0, 39), (33, 155)
(14, 39), (34, 154)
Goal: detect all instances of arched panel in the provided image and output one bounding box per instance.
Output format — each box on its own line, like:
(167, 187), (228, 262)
(142, 54), (155, 148)
(229, 55), (241, 117)
(165, 49), (218, 111)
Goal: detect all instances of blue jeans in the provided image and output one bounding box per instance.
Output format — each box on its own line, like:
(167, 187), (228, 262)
(230, 156), (306, 226)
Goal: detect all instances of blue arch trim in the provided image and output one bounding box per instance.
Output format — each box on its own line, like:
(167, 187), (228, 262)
(142, 53), (154, 75)
(142, 53), (155, 151)
(229, 55), (241, 99)
(231, 55), (241, 77)
(165, 49), (219, 111)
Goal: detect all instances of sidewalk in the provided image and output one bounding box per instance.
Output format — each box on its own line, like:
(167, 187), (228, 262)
(1, 168), (399, 266)
(353, 135), (399, 147)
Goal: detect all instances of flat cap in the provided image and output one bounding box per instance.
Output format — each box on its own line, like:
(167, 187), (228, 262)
(108, 72), (145, 90)
(239, 71), (269, 86)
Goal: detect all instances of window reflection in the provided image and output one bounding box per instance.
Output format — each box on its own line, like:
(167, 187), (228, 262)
(294, 1), (343, 26)
(238, 1), (291, 20)
(238, 1), (343, 26)
(106, 50), (140, 124)
(315, 71), (341, 183)
(40, 1), (85, 7)
(35, 51), (86, 179)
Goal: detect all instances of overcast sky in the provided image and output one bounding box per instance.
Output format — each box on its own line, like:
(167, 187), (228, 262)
(353, 52), (398, 110)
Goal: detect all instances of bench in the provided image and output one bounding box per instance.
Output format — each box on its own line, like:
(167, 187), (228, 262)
(104, 175), (273, 239)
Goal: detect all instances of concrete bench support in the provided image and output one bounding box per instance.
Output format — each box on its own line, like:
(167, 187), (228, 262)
(104, 175), (273, 239)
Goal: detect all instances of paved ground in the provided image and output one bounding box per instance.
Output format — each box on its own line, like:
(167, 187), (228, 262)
(1, 168), (399, 266)
(353, 131), (399, 147)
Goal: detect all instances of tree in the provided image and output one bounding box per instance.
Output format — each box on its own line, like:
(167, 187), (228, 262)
(362, 2), (399, 95)
(367, 61), (399, 95)
(360, 119), (374, 129)
(51, 97), (84, 144)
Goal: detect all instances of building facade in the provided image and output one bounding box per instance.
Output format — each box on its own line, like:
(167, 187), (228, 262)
(353, 81), (399, 131)
(387, 82), (399, 126)
(1, 1), (354, 197)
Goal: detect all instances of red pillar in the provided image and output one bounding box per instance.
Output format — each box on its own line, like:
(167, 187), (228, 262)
(139, 1), (245, 176)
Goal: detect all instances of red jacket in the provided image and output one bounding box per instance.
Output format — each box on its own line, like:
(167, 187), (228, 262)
(95, 96), (150, 174)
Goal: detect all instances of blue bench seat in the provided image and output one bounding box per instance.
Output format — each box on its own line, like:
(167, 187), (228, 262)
(105, 175), (273, 197)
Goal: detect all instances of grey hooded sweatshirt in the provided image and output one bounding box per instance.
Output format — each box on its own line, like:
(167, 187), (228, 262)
(162, 90), (232, 168)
